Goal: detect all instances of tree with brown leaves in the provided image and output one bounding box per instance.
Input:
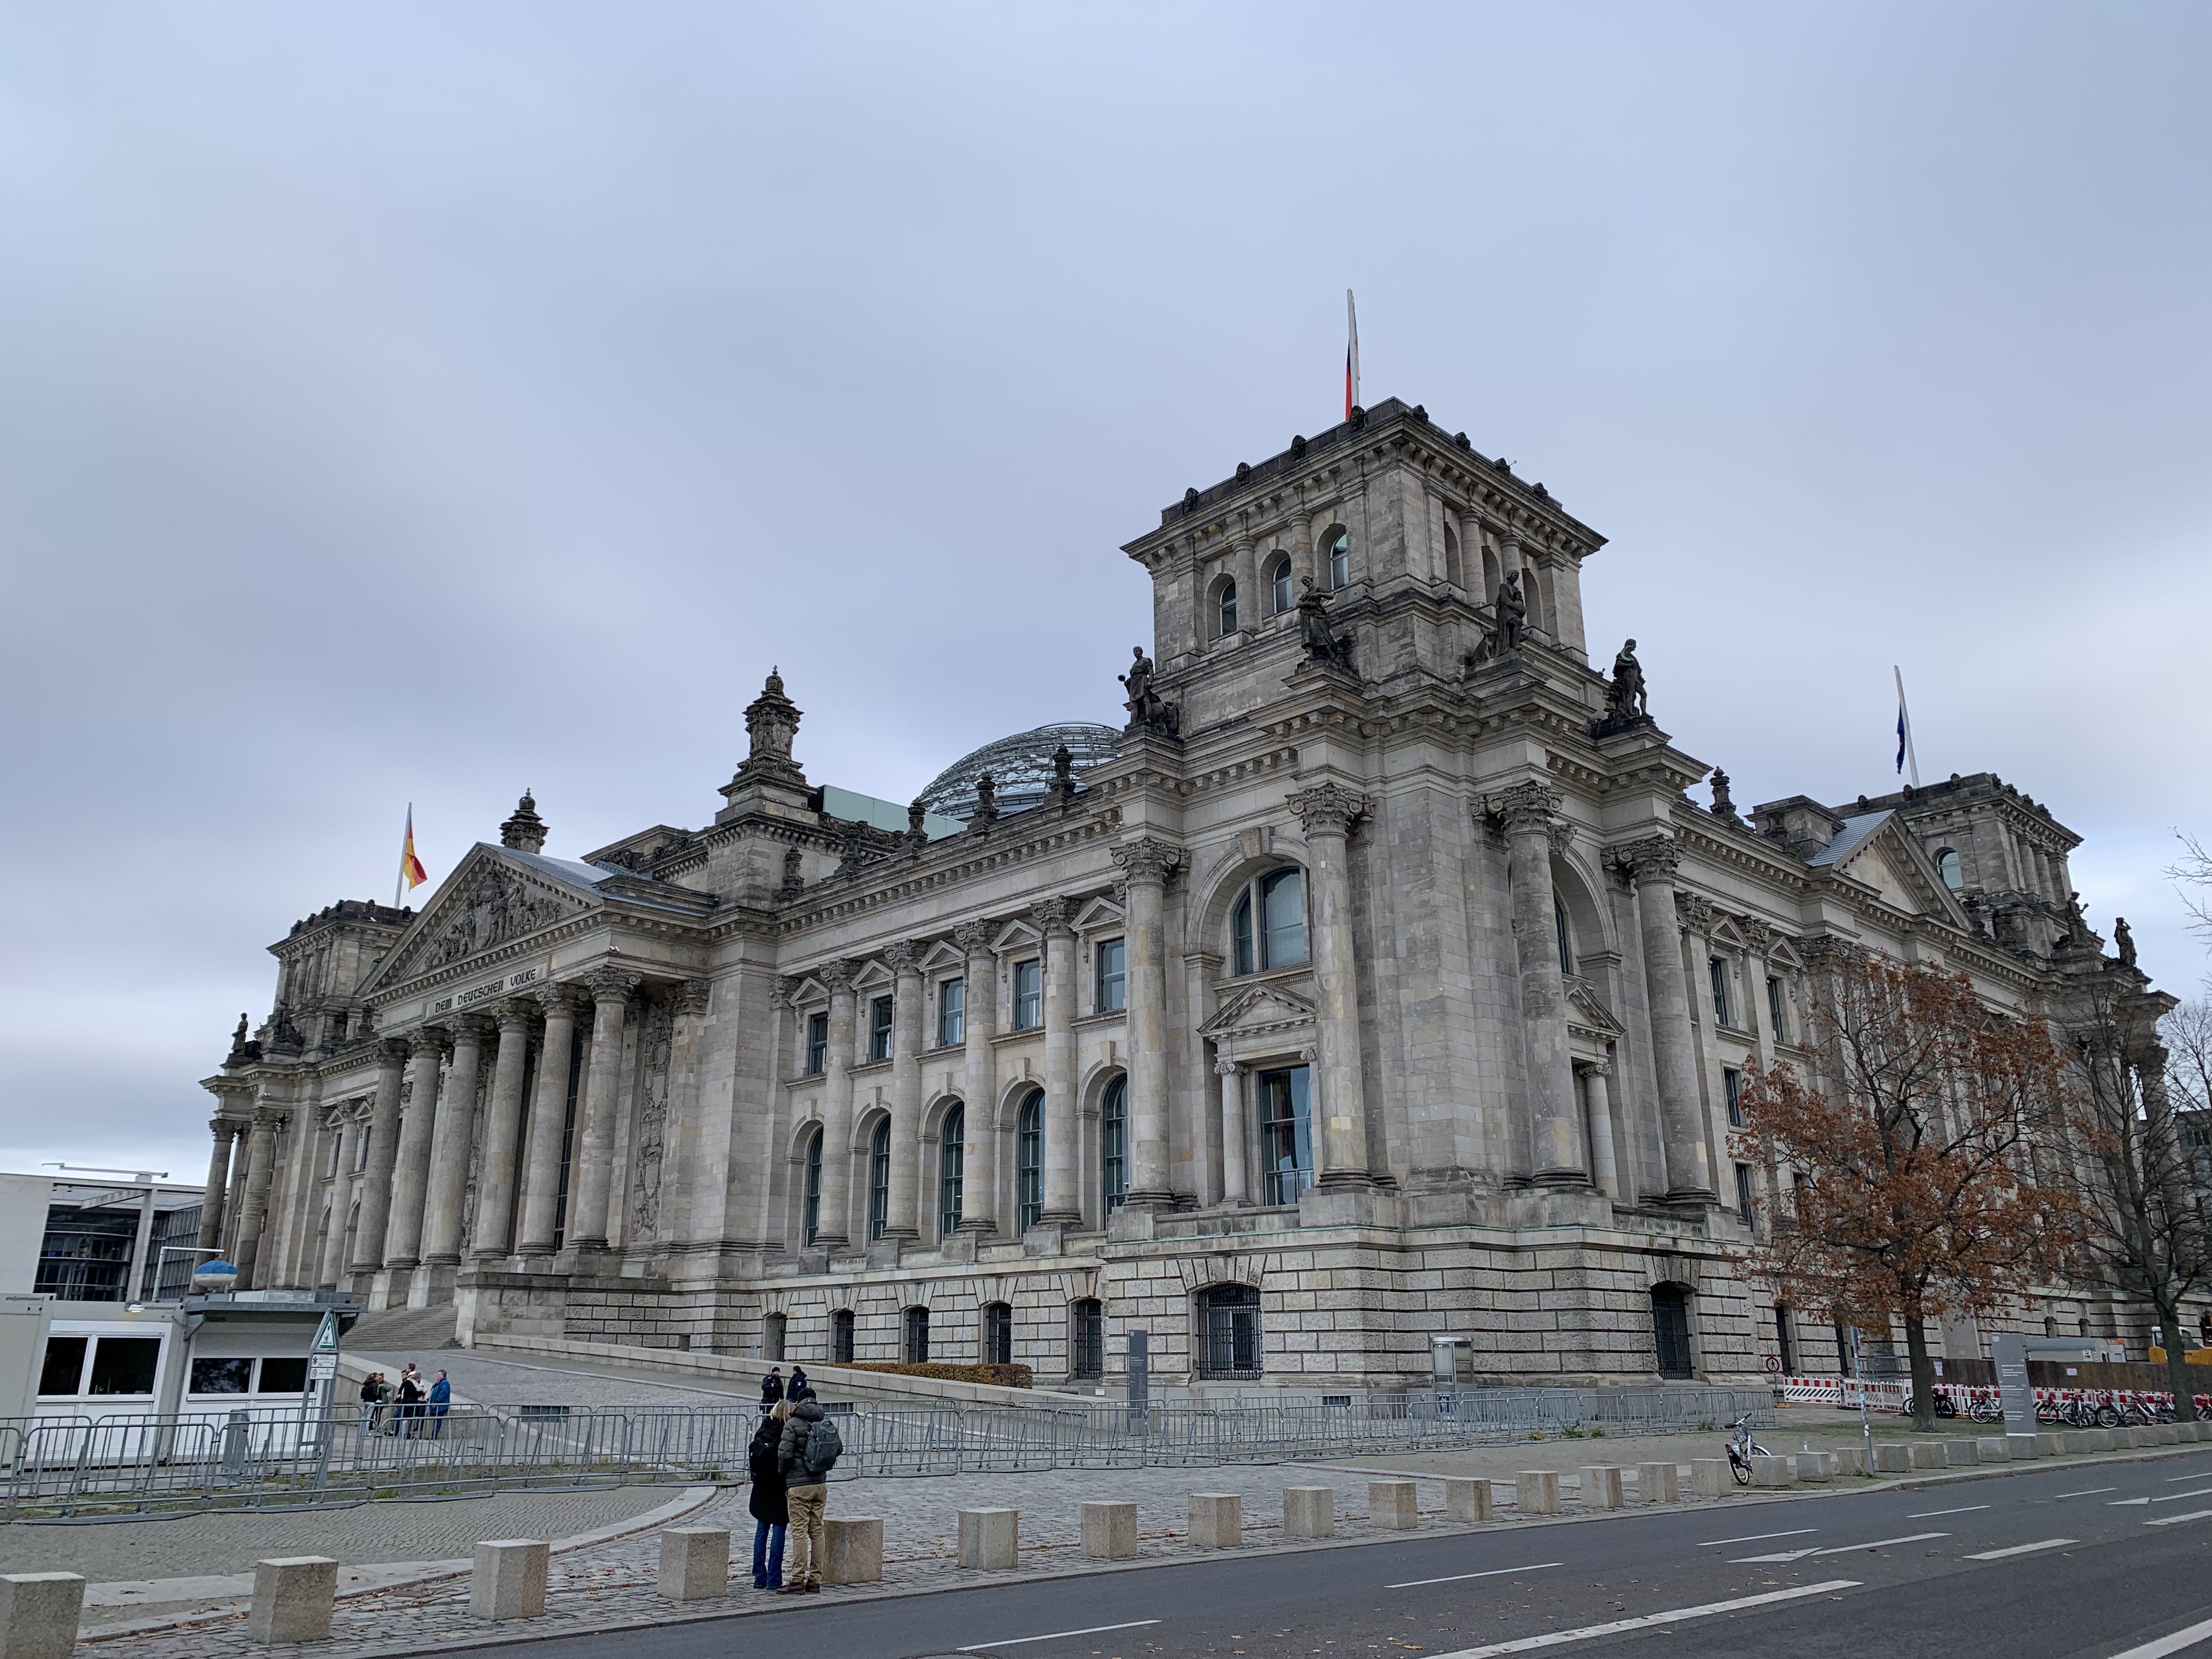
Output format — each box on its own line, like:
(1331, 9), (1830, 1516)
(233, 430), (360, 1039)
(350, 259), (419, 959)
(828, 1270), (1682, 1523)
(1739, 949), (2080, 1432)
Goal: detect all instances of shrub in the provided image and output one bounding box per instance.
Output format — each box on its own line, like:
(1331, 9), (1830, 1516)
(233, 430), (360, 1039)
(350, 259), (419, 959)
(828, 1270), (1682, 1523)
(843, 1362), (1034, 1389)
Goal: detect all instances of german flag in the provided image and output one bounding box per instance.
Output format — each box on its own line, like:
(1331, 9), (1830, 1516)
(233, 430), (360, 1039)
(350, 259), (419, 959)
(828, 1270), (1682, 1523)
(399, 805), (428, 901)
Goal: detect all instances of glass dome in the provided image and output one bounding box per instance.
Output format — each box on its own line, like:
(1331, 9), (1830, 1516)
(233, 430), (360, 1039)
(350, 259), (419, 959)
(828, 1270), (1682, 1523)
(917, 723), (1123, 822)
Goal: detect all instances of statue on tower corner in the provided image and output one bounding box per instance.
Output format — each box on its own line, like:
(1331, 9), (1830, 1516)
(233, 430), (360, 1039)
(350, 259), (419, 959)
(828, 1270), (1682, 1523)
(1491, 569), (1527, 654)
(1296, 576), (1355, 673)
(1708, 769), (1740, 822)
(735, 666), (805, 786)
(500, 789), (548, 854)
(1119, 646), (1180, 737)
(1048, 742), (1077, 809)
(2113, 915), (2137, 969)
(1589, 637), (1655, 739)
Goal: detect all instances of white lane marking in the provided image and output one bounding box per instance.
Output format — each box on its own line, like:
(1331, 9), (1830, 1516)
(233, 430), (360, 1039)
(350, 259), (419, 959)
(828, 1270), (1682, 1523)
(1731, 1549), (1818, 1563)
(2106, 1613), (2212, 1658)
(1965, 1538), (2075, 1561)
(2144, 1509), (2212, 1528)
(1909, 1504), (1990, 1517)
(1417, 1580), (1862, 1658)
(2157, 1488), (2212, 1502)
(1391, 1562), (1563, 1589)
(2113, 1498), (2153, 1506)
(1805, 1530), (1950, 1556)
(1698, 1527), (1819, 1547)
(2167, 1472), (2212, 1481)
(957, 1620), (1161, 1651)
(2056, 1487), (2119, 1498)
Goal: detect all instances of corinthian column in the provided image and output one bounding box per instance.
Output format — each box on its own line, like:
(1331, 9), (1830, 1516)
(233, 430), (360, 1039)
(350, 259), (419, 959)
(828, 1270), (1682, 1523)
(882, 943), (924, 1242)
(1035, 899), (1080, 1223)
(1289, 784), (1375, 1186)
(1493, 782), (1585, 1186)
(382, 1031), (448, 1269)
(954, 922), (1000, 1234)
(517, 986), (582, 1256)
(1114, 838), (1181, 1206)
(420, 1014), (487, 1268)
(471, 1002), (534, 1262)
(568, 967), (642, 1250)
(1616, 837), (1716, 1203)
(195, 1117), (240, 1252)
(349, 1040), (410, 1273)
(813, 961), (860, 1248)
(232, 1109), (283, 1289)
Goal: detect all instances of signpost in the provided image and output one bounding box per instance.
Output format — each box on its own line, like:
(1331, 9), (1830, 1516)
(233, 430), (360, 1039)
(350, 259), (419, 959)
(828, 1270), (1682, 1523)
(304, 1311), (342, 1448)
(1991, 1333), (2035, 1434)
(1126, 1328), (1149, 1430)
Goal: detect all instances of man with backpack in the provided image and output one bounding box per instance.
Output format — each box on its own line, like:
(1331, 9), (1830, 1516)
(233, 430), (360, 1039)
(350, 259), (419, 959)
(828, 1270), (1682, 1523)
(775, 1392), (840, 1593)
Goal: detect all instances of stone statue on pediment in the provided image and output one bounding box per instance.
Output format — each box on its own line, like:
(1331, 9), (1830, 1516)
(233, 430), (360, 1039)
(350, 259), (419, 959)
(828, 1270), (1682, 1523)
(1492, 570), (1527, 653)
(1120, 646), (1180, 737)
(1296, 577), (1354, 672)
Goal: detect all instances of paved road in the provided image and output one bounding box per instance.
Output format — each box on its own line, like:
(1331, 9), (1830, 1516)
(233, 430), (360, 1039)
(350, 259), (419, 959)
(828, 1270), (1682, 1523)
(486, 1448), (2212, 1659)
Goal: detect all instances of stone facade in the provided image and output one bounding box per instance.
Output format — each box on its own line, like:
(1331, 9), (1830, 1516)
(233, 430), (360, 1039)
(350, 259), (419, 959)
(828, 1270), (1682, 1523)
(198, 396), (2187, 1391)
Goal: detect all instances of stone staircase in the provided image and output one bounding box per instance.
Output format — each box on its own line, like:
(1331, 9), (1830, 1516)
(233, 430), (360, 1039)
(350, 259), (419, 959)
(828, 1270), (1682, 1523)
(344, 1302), (461, 1353)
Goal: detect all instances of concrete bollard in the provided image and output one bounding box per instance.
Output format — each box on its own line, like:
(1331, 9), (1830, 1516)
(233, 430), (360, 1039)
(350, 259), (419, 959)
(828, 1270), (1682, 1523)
(1283, 1487), (1334, 1538)
(1637, 1462), (1679, 1504)
(1747, 1453), (1794, 1488)
(1369, 1481), (1419, 1530)
(1833, 1445), (1870, 1477)
(1515, 1471), (1561, 1515)
(1690, 1457), (1733, 1498)
(471, 1541), (548, 1622)
(1579, 1466), (1624, 1510)
(2059, 1430), (2098, 1455)
(1795, 1451), (1833, 1483)
(657, 1527), (729, 1601)
(1445, 1477), (1494, 1522)
(2006, 1432), (2040, 1459)
(1976, 1436), (2010, 1463)
(2154, 1424), (2181, 1445)
(1908, 1441), (1947, 1470)
(1189, 1493), (1242, 1549)
(1, 1573), (87, 1659)
(824, 1517), (883, 1584)
(1943, 1439), (1979, 1466)
(250, 1556), (338, 1645)
(1872, 1443), (1912, 1473)
(958, 1508), (1020, 1571)
(1082, 1501), (1138, 1559)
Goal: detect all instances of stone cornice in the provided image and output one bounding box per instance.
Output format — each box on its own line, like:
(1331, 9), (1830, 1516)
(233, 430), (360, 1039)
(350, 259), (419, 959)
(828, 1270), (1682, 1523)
(772, 810), (1124, 935)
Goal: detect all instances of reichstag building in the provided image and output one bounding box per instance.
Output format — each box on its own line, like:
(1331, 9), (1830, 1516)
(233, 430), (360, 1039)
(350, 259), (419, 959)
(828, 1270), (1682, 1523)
(195, 397), (2165, 1390)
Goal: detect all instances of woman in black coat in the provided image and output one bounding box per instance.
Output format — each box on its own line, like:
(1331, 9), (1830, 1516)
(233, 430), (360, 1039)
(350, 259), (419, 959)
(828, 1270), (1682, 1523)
(748, 1403), (790, 1589)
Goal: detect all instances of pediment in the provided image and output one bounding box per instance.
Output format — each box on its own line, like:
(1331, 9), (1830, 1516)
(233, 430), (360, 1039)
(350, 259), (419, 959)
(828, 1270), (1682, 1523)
(850, 960), (895, 992)
(919, 940), (967, 973)
(1073, 896), (1126, 935)
(1198, 980), (1318, 1042)
(368, 847), (597, 990)
(1564, 975), (1627, 1040)
(1837, 821), (1972, 928)
(991, 919), (1042, 954)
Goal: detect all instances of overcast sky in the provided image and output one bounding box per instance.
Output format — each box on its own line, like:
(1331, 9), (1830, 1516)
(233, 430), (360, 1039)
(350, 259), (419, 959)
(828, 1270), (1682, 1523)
(4, 3), (2208, 1184)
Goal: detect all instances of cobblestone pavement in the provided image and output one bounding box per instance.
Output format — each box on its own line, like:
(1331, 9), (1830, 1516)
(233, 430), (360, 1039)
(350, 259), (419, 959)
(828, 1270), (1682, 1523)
(350, 1350), (765, 1409)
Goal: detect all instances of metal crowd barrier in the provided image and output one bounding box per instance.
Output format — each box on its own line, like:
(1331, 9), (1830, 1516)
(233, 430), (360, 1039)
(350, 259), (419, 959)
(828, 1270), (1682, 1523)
(0, 1385), (1771, 1516)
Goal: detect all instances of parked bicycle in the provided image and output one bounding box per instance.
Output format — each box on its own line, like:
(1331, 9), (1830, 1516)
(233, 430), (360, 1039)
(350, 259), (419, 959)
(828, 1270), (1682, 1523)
(1724, 1414), (1772, 1485)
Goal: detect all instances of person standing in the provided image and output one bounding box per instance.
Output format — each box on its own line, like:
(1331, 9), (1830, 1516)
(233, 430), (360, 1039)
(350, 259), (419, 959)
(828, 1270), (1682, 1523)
(426, 1369), (452, 1438)
(748, 1403), (790, 1589)
(788, 1365), (809, 1400)
(397, 1364), (424, 1435)
(359, 1372), (383, 1434)
(776, 1393), (840, 1593)
(760, 1366), (785, 1412)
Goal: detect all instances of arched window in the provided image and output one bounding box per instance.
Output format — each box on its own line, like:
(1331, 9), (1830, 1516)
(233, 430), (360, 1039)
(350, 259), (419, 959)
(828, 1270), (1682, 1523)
(1327, 531), (1350, 590)
(802, 1126), (823, 1247)
(1015, 1088), (1044, 1231)
(1650, 1285), (1694, 1379)
(1936, 848), (1963, 891)
(1070, 1297), (1104, 1378)
(867, 1118), (891, 1242)
(764, 1311), (786, 1362)
(939, 1104), (965, 1236)
(1100, 1075), (1128, 1211)
(831, 1307), (855, 1363)
(903, 1304), (930, 1363)
(1554, 893), (1575, 977)
(982, 1301), (1013, 1366)
(1269, 555), (1294, 616)
(1443, 521), (1464, 589)
(1231, 867), (1307, 976)
(1197, 1283), (1262, 1376)
(1217, 579), (1239, 638)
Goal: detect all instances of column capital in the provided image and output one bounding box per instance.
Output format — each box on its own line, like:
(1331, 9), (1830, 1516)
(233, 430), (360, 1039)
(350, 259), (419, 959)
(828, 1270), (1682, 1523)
(492, 998), (537, 1031)
(673, 978), (713, 1016)
(406, 1030), (445, 1059)
(1675, 891), (1716, 935)
(450, 1012), (494, 1044)
(816, 959), (860, 996)
(1485, 780), (1563, 837)
(882, 940), (926, 977)
(1289, 782), (1370, 838)
(1112, 837), (1183, 887)
(1029, 897), (1075, 936)
(209, 1113), (244, 1138)
(375, 1036), (411, 1065)
(583, 966), (642, 1003)
(1611, 834), (1682, 884)
(531, 981), (583, 1019)
(951, 920), (996, 958)
(1740, 917), (1774, 953)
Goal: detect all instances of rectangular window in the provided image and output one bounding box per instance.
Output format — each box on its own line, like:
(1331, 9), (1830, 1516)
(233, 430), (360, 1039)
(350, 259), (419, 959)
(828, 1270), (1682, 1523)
(1774, 1306), (1797, 1376)
(1259, 1065), (1314, 1205)
(937, 978), (964, 1047)
(37, 1336), (88, 1397)
(1709, 958), (1733, 1028)
(1767, 976), (1789, 1043)
(1094, 938), (1126, 1013)
(1013, 959), (1042, 1031)
(805, 1011), (828, 1076)
(1735, 1163), (1756, 1227)
(87, 1336), (161, 1396)
(868, 995), (894, 1063)
(190, 1356), (253, 1395)
(257, 1356), (309, 1393)
(1724, 1067), (1744, 1128)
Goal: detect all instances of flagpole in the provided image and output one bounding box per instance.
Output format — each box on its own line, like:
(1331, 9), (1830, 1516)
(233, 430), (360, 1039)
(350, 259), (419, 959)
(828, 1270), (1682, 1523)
(1893, 668), (1921, 787)
(1345, 289), (1361, 418)
(396, 804), (410, 910)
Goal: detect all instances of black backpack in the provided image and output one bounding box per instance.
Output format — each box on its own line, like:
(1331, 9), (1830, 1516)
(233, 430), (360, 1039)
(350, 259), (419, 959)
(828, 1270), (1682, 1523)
(800, 1413), (843, 1479)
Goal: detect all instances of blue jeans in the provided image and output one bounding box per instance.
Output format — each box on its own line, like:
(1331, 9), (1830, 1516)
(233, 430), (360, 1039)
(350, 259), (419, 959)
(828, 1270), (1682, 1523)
(752, 1520), (786, 1588)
